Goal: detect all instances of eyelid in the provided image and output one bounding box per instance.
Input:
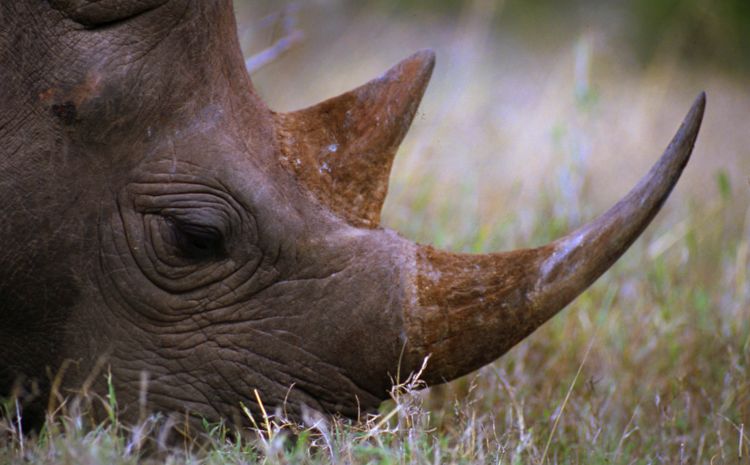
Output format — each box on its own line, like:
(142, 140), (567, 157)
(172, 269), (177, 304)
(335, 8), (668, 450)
(172, 219), (222, 240)
(161, 209), (226, 234)
(161, 214), (219, 237)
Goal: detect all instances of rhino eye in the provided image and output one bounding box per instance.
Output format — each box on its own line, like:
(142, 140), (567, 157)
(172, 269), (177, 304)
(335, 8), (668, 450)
(165, 217), (226, 260)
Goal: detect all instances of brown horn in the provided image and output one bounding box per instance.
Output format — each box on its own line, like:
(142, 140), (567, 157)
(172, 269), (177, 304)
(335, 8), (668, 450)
(404, 92), (706, 384)
(276, 50), (435, 228)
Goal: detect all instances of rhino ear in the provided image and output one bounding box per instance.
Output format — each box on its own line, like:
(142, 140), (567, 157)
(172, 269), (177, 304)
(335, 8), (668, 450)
(276, 50), (435, 228)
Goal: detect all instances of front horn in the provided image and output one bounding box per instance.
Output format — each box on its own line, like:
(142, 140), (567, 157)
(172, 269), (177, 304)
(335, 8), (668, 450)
(404, 92), (705, 384)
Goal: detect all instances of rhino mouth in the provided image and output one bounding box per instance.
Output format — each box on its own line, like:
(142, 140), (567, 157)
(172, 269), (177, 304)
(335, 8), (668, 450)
(49, 0), (170, 28)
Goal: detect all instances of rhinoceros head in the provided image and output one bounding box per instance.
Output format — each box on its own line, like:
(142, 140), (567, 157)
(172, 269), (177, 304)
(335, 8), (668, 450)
(0, 1), (704, 427)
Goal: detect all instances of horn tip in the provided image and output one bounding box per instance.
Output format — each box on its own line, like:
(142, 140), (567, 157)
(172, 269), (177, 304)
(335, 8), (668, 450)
(697, 90), (707, 105)
(678, 91), (706, 150)
(411, 49), (436, 67)
(691, 91), (706, 122)
(391, 50), (436, 81)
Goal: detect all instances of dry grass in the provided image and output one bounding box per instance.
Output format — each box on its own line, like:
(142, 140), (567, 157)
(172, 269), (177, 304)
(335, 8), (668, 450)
(3, 1), (750, 463)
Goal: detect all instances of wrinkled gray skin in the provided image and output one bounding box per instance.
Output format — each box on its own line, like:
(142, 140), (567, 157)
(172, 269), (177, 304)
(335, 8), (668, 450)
(0, 1), (411, 426)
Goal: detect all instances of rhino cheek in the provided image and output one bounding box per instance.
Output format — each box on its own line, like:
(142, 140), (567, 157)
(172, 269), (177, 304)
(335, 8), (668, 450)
(80, 162), (404, 421)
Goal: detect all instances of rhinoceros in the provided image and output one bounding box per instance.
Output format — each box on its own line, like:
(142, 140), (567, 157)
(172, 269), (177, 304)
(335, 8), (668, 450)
(0, 1), (704, 429)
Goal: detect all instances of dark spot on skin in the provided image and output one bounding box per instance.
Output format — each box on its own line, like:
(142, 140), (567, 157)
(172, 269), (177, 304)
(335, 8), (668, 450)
(50, 101), (77, 125)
